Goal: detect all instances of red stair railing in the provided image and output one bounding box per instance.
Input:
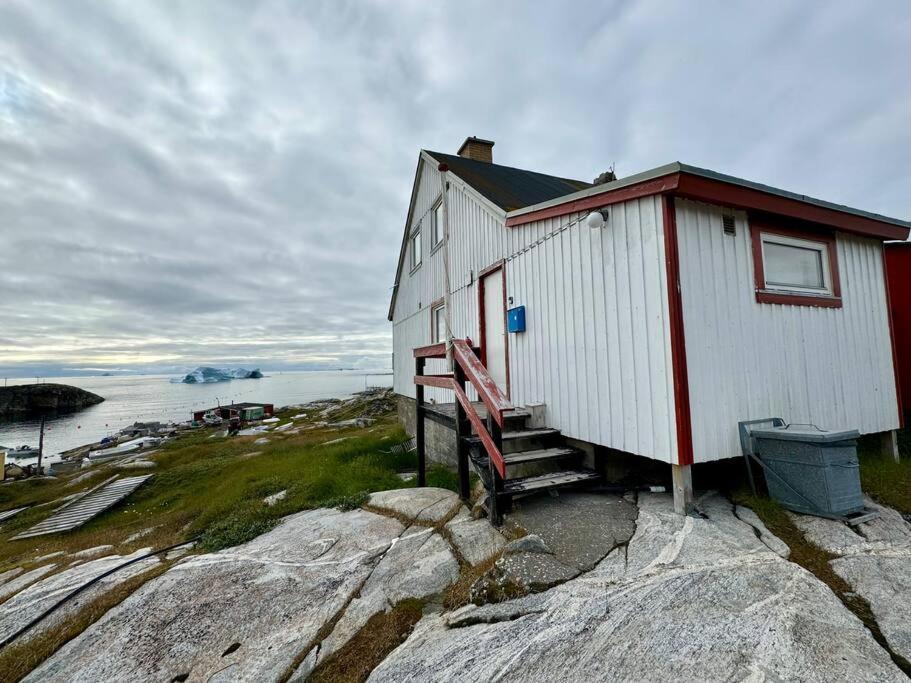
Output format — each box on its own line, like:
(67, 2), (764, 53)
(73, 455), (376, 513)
(413, 338), (512, 523)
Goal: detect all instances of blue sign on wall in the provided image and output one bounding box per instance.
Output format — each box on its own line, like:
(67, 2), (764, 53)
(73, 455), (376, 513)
(507, 305), (526, 333)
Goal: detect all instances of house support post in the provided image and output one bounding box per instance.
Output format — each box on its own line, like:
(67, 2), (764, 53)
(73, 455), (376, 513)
(415, 356), (426, 487)
(454, 364), (471, 500)
(880, 429), (900, 462)
(671, 464), (694, 515)
(487, 414), (505, 525)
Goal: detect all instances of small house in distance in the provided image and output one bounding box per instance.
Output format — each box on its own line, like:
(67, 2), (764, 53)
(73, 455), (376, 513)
(389, 137), (909, 517)
(192, 402), (274, 424)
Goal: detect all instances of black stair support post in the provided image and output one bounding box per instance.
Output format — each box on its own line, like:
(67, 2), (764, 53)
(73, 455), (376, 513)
(415, 356), (426, 487)
(488, 413), (505, 525)
(454, 364), (471, 501)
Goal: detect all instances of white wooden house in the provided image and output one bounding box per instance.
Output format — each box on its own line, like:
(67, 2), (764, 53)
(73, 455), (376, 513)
(389, 137), (909, 516)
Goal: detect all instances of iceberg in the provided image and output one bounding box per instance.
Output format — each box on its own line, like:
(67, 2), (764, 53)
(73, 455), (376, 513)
(172, 367), (264, 384)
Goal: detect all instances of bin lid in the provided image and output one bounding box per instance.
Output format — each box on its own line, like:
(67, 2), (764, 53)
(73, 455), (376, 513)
(750, 425), (860, 443)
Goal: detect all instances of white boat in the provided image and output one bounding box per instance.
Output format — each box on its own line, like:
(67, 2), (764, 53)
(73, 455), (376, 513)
(89, 437), (160, 460)
(6, 445), (39, 460)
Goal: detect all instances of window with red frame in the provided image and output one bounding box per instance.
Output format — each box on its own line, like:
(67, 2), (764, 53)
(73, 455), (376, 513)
(751, 224), (841, 307)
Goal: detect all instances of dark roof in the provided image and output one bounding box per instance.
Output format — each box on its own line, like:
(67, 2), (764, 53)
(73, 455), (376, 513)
(424, 150), (591, 212)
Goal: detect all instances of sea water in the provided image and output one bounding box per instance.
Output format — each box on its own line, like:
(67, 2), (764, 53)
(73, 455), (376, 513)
(0, 371), (393, 461)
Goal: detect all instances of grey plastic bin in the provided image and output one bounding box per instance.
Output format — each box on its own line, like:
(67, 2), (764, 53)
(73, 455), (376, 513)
(750, 426), (864, 516)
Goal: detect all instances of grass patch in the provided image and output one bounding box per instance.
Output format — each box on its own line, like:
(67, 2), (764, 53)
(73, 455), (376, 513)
(732, 490), (911, 675)
(442, 554), (502, 610)
(0, 562), (170, 682)
(0, 402), (413, 570)
(425, 464), (459, 493)
(197, 503), (280, 552)
(321, 491), (370, 512)
(856, 433), (911, 514)
(307, 598), (425, 683)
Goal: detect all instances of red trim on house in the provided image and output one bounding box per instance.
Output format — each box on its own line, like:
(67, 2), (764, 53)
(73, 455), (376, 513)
(477, 260), (510, 398)
(414, 342), (446, 358)
(506, 170), (909, 241)
(478, 260), (505, 279)
(883, 243), (906, 428)
(414, 374), (456, 388)
(662, 195), (694, 467)
(506, 174), (682, 227)
(753, 292), (843, 308)
(749, 220), (842, 308)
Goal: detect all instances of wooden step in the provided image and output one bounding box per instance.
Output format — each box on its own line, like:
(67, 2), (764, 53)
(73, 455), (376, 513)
(503, 469), (600, 495)
(502, 427), (559, 440)
(463, 427), (559, 449)
(502, 447), (577, 466)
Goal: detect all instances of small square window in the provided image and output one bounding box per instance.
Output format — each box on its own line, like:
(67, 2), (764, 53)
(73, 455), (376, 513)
(432, 303), (446, 343)
(760, 233), (831, 295)
(751, 224), (842, 308)
(432, 200), (444, 248)
(410, 227), (422, 271)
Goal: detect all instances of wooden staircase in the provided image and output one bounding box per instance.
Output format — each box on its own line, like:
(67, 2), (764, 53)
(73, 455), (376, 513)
(413, 339), (601, 525)
(465, 411), (600, 521)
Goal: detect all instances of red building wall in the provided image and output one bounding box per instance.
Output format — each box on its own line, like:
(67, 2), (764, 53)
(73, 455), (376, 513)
(885, 242), (911, 421)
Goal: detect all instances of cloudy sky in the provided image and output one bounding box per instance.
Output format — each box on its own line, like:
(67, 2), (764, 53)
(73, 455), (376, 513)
(1, 1), (908, 377)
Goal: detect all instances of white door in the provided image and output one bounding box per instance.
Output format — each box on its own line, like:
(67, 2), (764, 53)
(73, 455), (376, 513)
(481, 267), (508, 394)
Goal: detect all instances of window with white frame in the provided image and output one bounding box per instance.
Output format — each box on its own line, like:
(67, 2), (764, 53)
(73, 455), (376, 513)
(410, 225), (422, 271)
(432, 303), (446, 343)
(759, 232), (833, 295)
(431, 199), (444, 248)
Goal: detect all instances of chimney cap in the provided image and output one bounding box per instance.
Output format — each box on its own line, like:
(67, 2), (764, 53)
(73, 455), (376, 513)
(457, 136), (495, 157)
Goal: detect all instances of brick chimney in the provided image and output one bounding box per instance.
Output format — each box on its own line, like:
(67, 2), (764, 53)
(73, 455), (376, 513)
(457, 136), (494, 163)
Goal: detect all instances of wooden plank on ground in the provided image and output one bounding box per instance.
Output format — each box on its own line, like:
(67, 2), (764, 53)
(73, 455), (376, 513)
(11, 475), (153, 540)
(0, 507), (27, 525)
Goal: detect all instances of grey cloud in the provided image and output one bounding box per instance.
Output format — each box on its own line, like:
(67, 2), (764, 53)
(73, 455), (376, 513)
(1, 0), (909, 377)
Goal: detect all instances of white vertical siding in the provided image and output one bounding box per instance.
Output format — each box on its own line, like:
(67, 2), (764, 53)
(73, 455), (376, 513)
(391, 158), (506, 402)
(676, 198), (899, 463)
(506, 196), (678, 462)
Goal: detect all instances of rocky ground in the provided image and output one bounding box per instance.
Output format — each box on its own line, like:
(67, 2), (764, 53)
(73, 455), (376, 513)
(0, 383), (104, 417)
(3, 486), (908, 681)
(788, 498), (911, 663)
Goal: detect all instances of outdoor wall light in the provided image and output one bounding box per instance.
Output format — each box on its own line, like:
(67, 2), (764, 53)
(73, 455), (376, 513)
(585, 208), (609, 229)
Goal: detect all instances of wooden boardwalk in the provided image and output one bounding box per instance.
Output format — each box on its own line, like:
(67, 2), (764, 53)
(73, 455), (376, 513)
(11, 475), (153, 540)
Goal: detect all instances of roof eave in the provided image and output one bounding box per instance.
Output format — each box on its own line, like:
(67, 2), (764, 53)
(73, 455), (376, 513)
(506, 162), (910, 241)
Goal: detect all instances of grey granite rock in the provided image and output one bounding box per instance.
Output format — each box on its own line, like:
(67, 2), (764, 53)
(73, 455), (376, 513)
(493, 551), (579, 591)
(369, 494), (904, 683)
(28, 491), (466, 683)
(0, 550), (159, 645)
(0, 566), (24, 587)
(502, 533), (551, 556)
(0, 563), (58, 601)
(367, 487), (460, 524)
(790, 498), (911, 661)
(262, 490), (287, 506)
(26, 508), (404, 682)
(734, 505), (790, 558)
(444, 508), (506, 566)
(299, 525), (459, 678)
(504, 492), (637, 572)
(71, 545), (114, 560)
